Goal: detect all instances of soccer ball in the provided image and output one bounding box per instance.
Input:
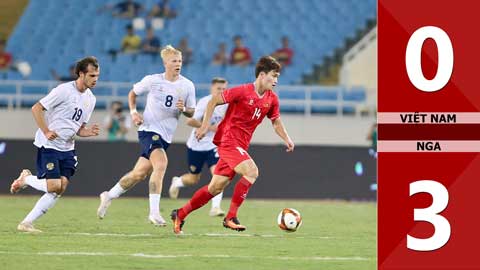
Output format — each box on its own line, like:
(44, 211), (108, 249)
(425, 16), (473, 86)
(277, 208), (302, 232)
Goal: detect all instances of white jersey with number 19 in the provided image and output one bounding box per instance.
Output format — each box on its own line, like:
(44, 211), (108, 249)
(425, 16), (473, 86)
(33, 81), (96, 152)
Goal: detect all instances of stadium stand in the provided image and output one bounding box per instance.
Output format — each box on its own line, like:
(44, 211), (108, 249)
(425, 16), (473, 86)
(2, 0), (376, 114)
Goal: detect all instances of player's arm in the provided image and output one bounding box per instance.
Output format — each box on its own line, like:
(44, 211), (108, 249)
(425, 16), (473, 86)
(178, 83), (197, 118)
(195, 93), (225, 140)
(128, 89), (144, 126)
(186, 118), (202, 128)
(31, 102), (58, 140)
(77, 123), (100, 137)
(272, 117), (294, 152)
(176, 99), (195, 118)
(186, 98), (205, 128)
(187, 116), (218, 132)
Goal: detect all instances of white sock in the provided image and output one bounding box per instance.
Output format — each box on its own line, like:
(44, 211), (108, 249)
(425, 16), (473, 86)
(22, 193), (58, 223)
(174, 176), (185, 188)
(107, 183), (126, 199)
(149, 194), (161, 216)
(25, 175), (47, 192)
(211, 192), (223, 209)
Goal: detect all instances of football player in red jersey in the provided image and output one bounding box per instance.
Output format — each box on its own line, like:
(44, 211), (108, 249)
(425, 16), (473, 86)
(171, 56), (294, 234)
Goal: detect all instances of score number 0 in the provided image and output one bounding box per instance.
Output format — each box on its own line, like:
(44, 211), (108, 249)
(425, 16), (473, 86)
(404, 26), (453, 251)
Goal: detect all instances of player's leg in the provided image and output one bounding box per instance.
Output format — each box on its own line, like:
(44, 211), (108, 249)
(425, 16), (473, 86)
(17, 178), (62, 233)
(18, 148), (75, 233)
(147, 147), (168, 226)
(169, 173), (201, 199)
(208, 164), (225, 217)
(97, 157), (152, 219)
(10, 148), (54, 194)
(225, 159), (257, 219)
(10, 169), (48, 193)
(169, 148), (203, 199)
(222, 155), (258, 231)
(171, 173), (231, 234)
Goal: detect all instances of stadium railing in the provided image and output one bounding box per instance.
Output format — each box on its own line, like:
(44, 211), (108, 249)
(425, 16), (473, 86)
(0, 80), (370, 116)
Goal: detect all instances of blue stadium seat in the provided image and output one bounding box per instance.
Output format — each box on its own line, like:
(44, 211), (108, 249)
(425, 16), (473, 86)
(94, 86), (113, 96)
(311, 105), (338, 114)
(343, 87), (366, 102)
(118, 86), (132, 96)
(20, 98), (39, 108)
(195, 88), (209, 98)
(0, 84), (16, 94)
(311, 90), (338, 101)
(22, 86), (48, 95)
(280, 104), (305, 114)
(278, 90), (305, 100)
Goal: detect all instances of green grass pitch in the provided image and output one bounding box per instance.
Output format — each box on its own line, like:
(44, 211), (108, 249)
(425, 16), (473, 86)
(0, 195), (376, 270)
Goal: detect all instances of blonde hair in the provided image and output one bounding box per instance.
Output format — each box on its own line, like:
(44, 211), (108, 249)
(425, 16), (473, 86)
(161, 45), (182, 60)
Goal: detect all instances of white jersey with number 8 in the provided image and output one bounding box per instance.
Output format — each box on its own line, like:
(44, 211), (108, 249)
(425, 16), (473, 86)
(133, 73), (196, 143)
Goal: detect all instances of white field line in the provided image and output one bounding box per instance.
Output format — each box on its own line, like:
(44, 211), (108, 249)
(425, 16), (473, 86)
(0, 251), (372, 261)
(62, 232), (334, 239)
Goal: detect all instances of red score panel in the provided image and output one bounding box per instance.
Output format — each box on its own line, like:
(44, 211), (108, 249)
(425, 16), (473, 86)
(378, 0), (480, 269)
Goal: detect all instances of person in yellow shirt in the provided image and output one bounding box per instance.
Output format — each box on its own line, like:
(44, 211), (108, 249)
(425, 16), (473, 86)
(121, 25), (141, 53)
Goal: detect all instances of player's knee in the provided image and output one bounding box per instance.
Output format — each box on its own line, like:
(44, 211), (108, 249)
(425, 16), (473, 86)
(208, 183), (224, 195)
(132, 171), (148, 181)
(152, 161), (167, 173)
(47, 180), (62, 194)
(245, 166), (259, 179)
(192, 175), (201, 184)
(59, 179), (69, 194)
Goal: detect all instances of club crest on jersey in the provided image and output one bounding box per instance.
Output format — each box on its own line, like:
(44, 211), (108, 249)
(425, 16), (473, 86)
(190, 165), (196, 172)
(46, 163), (55, 171)
(264, 103), (269, 107)
(248, 99), (254, 105)
(152, 135), (160, 141)
(176, 89), (184, 95)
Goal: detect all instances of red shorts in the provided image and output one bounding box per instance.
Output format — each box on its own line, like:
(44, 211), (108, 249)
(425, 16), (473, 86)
(213, 146), (252, 180)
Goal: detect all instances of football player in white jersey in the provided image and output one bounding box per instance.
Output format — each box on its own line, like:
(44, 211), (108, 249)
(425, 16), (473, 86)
(97, 45), (196, 226)
(169, 77), (228, 217)
(10, 56), (100, 233)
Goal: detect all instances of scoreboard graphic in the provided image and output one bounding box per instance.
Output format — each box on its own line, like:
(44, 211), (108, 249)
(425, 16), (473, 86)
(378, 0), (480, 269)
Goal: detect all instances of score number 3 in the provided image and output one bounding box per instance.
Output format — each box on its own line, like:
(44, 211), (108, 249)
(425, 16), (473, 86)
(408, 180), (450, 251)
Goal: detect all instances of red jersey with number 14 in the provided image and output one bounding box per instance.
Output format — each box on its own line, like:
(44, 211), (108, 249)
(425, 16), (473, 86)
(213, 83), (280, 149)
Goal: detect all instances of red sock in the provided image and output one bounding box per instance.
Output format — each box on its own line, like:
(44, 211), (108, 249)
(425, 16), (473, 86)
(178, 185), (214, 220)
(226, 177), (253, 219)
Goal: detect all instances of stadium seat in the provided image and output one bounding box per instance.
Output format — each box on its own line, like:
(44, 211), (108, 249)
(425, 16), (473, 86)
(195, 88), (209, 98)
(0, 84), (16, 94)
(311, 105), (339, 114)
(343, 87), (367, 102)
(311, 90), (338, 101)
(277, 90), (306, 100)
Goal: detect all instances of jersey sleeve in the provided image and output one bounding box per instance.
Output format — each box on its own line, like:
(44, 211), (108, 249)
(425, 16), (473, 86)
(39, 86), (66, 111)
(267, 94), (280, 121)
(221, 86), (244, 104)
(133, 75), (153, 95)
(192, 97), (206, 121)
(84, 96), (96, 124)
(185, 81), (196, 109)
